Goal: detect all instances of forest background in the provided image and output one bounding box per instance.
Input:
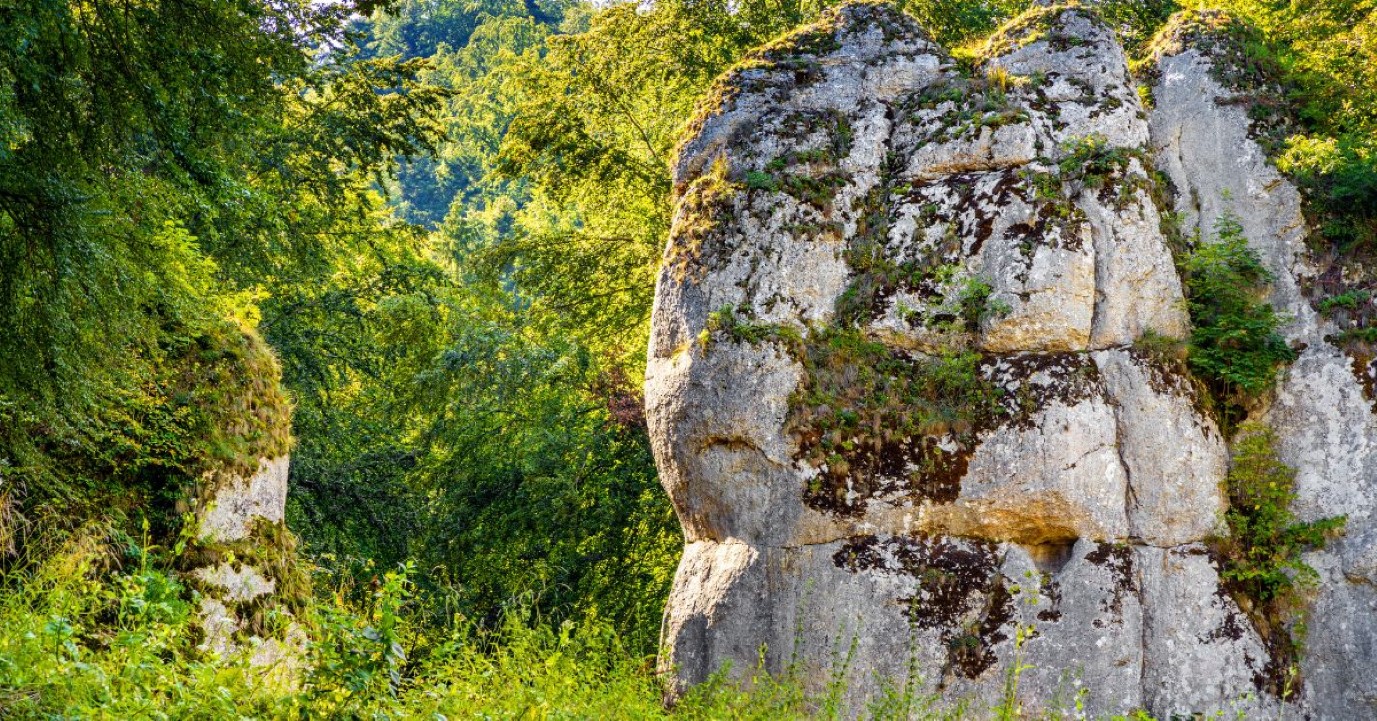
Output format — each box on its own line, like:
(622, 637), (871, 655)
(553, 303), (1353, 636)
(0, 0), (1373, 716)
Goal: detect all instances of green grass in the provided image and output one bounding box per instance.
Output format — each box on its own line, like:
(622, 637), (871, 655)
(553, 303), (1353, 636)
(0, 531), (1202, 720)
(0, 527), (868, 720)
(0, 532), (807, 719)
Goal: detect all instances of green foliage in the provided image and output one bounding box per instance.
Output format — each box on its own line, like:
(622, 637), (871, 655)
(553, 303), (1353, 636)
(951, 275), (1011, 333)
(1181, 213), (1296, 427)
(703, 306), (803, 349)
(1213, 424), (1344, 605)
(1147, 3), (1377, 258)
(1208, 423), (1344, 698)
(1318, 288), (1372, 313)
(1132, 329), (1190, 365)
(1094, 0), (1180, 53)
(0, 315), (294, 548)
(1277, 133), (1377, 251)
(1057, 134), (1133, 188)
(1049, 134), (1155, 209)
(0, 536), (844, 718)
(0, 0), (445, 410)
(274, 245), (680, 647)
(0, 0), (447, 561)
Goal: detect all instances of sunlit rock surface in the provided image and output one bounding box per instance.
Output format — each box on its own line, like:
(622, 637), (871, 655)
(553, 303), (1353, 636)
(648, 2), (1376, 717)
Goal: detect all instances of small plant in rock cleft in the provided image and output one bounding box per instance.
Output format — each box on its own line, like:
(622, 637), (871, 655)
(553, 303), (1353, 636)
(1209, 422), (1345, 699)
(1181, 212), (1296, 430)
(699, 305), (802, 350)
(745, 109), (853, 211)
(667, 157), (742, 282)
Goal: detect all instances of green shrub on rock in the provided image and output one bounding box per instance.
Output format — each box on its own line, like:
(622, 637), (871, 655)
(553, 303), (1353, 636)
(1181, 213), (1296, 427)
(1214, 424), (1344, 605)
(1209, 422), (1344, 699)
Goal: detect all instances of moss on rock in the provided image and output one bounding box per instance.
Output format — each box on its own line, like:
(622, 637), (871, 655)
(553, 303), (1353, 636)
(968, 4), (1108, 64)
(666, 156), (742, 282)
(787, 327), (1004, 515)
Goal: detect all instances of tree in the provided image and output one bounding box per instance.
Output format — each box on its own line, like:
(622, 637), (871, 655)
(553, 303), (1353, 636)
(0, 0), (445, 550)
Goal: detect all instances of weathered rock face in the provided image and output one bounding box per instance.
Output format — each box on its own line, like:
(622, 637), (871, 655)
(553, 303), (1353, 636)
(1147, 12), (1377, 718)
(649, 3), (1376, 717)
(199, 455), (291, 544)
(193, 454), (297, 663)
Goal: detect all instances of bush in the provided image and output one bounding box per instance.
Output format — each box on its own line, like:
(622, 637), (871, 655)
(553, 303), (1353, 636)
(1213, 424), (1344, 604)
(1182, 213), (1296, 427)
(1208, 423), (1344, 698)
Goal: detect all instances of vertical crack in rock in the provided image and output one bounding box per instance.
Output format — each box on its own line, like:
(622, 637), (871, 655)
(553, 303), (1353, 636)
(1105, 382), (1139, 536)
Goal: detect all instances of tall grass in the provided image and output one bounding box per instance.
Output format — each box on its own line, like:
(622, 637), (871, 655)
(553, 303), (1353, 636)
(0, 531), (1209, 720)
(0, 531), (816, 719)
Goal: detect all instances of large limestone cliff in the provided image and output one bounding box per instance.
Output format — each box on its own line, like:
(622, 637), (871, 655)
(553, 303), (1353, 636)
(647, 3), (1376, 717)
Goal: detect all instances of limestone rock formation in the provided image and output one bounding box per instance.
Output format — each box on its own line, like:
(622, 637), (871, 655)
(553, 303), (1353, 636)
(1147, 12), (1377, 717)
(182, 326), (300, 672)
(193, 454), (297, 664)
(647, 3), (1376, 717)
(199, 455), (291, 544)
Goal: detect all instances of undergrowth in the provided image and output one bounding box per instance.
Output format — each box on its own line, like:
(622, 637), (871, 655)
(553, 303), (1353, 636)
(0, 524), (1198, 719)
(0, 531), (812, 719)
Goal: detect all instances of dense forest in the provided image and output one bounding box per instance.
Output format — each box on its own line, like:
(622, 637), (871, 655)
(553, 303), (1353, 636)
(0, 0), (1374, 716)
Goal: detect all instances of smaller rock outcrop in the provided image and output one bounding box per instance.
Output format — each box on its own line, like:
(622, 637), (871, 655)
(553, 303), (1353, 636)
(1148, 11), (1377, 718)
(175, 323), (301, 674)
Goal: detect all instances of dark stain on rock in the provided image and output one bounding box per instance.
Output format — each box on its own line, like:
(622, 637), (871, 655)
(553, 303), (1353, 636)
(1209, 554), (1306, 701)
(1127, 346), (1216, 431)
(1036, 573), (1064, 623)
(799, 431), (969, 515)
(948, 580), (1014, 679)
(1200, 589), (1248, 644)
(833, 534), (1012, 679)
(1348, 351), (1377, 411)
(1087, 542), (1135, 626)
(985, 351), (1105, 431)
